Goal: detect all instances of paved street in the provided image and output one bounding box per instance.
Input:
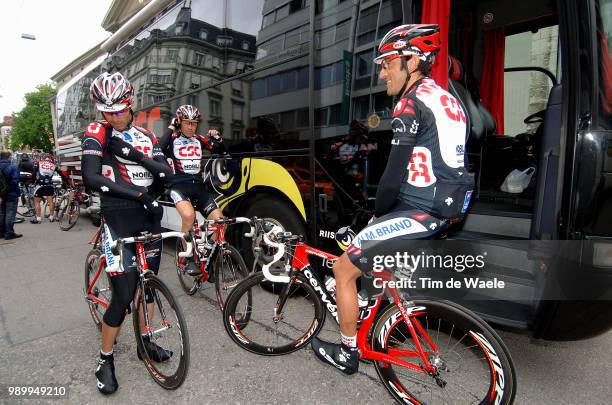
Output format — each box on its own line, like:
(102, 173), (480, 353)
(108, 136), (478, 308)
(0, 216), (611, 404)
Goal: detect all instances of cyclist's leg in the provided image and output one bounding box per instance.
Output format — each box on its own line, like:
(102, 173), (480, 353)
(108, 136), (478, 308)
(32, 187), (43, 221)
(47, 195), (55, 221)
(95, 213), (140, 395)
(170, 186), (195, 241)
(201, 191), (221, 240)
(312, 208), (446, 374)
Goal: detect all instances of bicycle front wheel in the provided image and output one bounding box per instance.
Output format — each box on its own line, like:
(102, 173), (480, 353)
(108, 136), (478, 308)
(223, 271), (325, 356)
(59, 198), (79, 230)
(213, 244), (249, 311)
(372, 299), (516, 405)
(132, 274), (190, 390)
(84, 249), (111, 330)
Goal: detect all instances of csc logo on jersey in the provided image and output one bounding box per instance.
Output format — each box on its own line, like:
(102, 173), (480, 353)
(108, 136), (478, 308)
(440, 95), (466, 123)
(178, 145), (202, 158)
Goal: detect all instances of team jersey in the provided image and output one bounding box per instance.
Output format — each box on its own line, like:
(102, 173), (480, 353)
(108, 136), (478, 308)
(34, 160), (58, 186)
(158, 130), (225, 185)
(394, 78), (474, 218)
(81, 121), (166, 209)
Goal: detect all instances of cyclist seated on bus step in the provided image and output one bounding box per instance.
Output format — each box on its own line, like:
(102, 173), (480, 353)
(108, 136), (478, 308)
(311, 24), (474, 374)
(158, 104), (226, 277)
(30, 155), (69, 224)
(82, 72), (174, 395)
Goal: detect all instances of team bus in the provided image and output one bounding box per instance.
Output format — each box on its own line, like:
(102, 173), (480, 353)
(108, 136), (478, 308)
(51, 0), (612, 341)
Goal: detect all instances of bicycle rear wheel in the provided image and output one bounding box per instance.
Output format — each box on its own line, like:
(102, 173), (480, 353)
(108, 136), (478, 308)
(372, 299), (516, 405)
(223, 271), (325, 355)
(213, 244), (249, 311)
(132, 274), (190, 390)
(59, 198), (79, 230)
(84, 249), (111, 330)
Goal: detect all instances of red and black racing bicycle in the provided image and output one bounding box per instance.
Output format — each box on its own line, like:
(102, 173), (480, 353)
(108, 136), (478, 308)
(223, 218), (516, 404)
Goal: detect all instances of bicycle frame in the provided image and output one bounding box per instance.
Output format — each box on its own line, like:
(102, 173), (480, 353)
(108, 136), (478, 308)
(286, 241), (440, 375)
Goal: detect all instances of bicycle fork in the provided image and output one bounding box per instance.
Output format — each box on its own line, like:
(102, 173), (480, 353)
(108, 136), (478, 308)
(136, 244), (170, 338)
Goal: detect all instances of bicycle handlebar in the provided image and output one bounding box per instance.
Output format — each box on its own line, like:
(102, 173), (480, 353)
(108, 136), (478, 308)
(110, 231), (191, 258)
(261, 225), (291, 283)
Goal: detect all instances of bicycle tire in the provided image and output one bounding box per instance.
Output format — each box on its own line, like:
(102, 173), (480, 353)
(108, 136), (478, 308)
(56, 195), (69, 225)
(59, 198), (79, 231)
(84, 249), (111, 331)
(175, 239), (199, 295)
(223, 271), (325, 356)
(372, 299), (517, 405)
(132, 274), (190, 390)
(213, 244), (249, 311)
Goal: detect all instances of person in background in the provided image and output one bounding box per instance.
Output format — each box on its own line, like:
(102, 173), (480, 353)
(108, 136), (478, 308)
(0, 151), (23, 240)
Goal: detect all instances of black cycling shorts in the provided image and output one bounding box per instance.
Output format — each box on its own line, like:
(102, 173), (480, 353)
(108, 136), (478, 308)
(33, 185), (54, 198)
(346, 208), (447, 273)
(169, 182), (218, 217)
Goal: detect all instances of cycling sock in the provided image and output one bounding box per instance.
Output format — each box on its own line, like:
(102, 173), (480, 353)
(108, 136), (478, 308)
(341, 333), (357, 348)
(36, 216), (41, 222)
(100, 350), (113, 357)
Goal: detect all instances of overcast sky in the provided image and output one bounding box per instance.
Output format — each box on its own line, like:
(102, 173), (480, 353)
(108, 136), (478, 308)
(0, 0), (113, 117)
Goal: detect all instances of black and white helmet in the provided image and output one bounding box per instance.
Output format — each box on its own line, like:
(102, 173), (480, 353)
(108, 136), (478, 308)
(90, 72), (134, 112)
(176, 105), (202, 122)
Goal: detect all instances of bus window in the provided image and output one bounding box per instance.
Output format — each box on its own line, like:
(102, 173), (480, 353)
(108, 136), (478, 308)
(504, 26), (560, 136)
(596, 0), (612, 129)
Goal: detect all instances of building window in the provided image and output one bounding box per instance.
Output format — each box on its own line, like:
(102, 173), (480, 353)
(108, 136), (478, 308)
(232, 130), (241, 139)
(296, 108), (309, 127)
(297, 67), (309, 88)
(357, 5), (378, 46)
(242, 41), (250, 50)
(232, 103), (244, 122)
(190, 74), (201, 89)
(187, 94), (197, 106)
(149, 69), (173, 84)
(231, 80), (243, 95)
(280, 110), (296, 132)
(276, 4), (290, 20)
(174, 25), (183, 35)
(314, 107), (328, 127)
(199, 29), (208, 40)
(210, 97), (222, 117)
(355, 49), (374, 78)
(281, 70), (297, 91)
(252, 79), (266, 99)
(262, 12), (275, 28)
(329, 104), (342, 125)
(166, 49), (178, 62)
(195, 52), (205, 66)
(217, 36), (233, 47)
(267, 75), (282, 96)
(148, 94), (167, 105)
(353, 95), (370, 120)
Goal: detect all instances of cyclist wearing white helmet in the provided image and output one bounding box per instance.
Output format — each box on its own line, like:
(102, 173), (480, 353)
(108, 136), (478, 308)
(158, 104), (226, 276)
(311, 24), (474, 374)
(82, 71), (173, 395)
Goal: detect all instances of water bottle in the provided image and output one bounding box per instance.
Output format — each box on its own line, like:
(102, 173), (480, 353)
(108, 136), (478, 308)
(324, 275), (337, 300)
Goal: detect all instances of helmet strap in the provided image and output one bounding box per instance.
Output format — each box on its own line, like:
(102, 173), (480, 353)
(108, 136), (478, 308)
(397, 57), (418, 101)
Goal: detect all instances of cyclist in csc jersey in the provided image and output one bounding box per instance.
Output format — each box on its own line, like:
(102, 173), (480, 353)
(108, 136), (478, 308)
(311, 24), (474, 374)
(82, 72), (173, 395)
(29, 155), (67, 224)
(158, 104), (226, 276)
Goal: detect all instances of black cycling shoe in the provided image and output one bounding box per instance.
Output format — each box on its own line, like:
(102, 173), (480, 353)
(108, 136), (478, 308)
(95, 353), (118, 395)
(311, 338), (359, 375)
(184, 257), (201, 276)
(138, 336), (173, 362)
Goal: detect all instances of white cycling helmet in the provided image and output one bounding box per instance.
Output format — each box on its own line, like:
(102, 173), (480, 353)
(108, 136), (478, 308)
(90, 72), (134, 112)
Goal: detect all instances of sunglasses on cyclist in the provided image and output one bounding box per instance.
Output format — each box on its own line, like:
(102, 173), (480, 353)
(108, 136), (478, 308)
(105, 108), (129, 117)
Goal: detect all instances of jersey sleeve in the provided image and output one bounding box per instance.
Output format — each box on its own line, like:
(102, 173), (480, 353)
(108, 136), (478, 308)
(81, 121), (142, 201)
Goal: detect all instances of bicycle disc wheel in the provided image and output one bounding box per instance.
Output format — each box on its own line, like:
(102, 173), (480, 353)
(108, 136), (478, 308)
(372, 299), (516, 405)
(223, 271), (325, 355)
(213, 244), (249, 311)
(132, 275), (190, 390)
(59, 198), (79, 230)
(84, 249), (111, 331)
(175, 239), (199, 295)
